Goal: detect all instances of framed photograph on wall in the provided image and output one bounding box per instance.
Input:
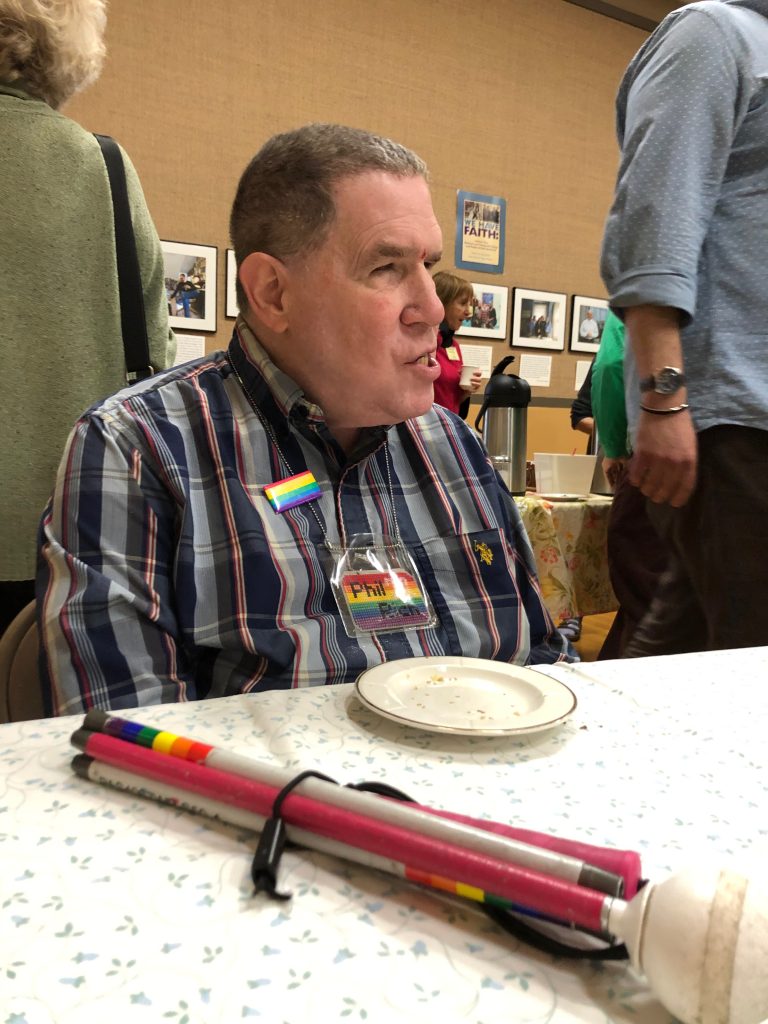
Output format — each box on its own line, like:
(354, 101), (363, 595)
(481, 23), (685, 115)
(226, 249), (238, 318)
(455, 282), (509, 340)
(570, 295), (610, 353)
(161, 240), (217, 332)
(510, 287), (567, 351)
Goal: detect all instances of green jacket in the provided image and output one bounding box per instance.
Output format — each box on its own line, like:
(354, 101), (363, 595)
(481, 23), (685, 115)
(0, 83), (175, 579)
(591, 311), (629, 459)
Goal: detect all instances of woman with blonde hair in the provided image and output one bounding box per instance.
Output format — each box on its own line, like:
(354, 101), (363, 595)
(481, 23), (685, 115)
(0, 0), (175, 633)
(432, 270), (483, 417)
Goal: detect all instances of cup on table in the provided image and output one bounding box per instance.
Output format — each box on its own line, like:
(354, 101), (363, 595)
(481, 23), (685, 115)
(459, 365), (479, 388)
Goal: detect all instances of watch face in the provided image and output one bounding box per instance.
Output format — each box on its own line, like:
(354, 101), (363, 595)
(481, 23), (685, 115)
(655, 367), (684, 394)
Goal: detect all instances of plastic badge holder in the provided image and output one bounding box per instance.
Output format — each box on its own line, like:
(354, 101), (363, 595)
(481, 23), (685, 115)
(329, 536), (437, 638)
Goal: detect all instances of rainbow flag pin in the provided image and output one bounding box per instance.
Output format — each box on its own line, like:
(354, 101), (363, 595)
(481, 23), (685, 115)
(264, 471), (322, 512)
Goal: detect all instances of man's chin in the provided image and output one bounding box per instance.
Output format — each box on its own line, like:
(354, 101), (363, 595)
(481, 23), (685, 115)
(400, 395), (435, 422)
(341, 395), (435, 432)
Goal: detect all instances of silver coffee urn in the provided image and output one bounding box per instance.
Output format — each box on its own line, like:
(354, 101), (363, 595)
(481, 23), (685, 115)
(474, 356), (531, 495)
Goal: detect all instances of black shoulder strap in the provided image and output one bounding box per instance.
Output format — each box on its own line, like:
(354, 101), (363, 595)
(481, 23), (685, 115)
(93, 133), (153, 383)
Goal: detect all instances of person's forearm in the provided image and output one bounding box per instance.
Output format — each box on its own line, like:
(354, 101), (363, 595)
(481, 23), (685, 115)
(573, 417), (594, 436)
(624, 305), (688, 410)
(624, 304), (696, 507)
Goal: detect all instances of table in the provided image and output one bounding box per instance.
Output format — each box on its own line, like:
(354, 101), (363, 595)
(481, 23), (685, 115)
(2, 647), (767, 1023)
(516, 493), (617, 620)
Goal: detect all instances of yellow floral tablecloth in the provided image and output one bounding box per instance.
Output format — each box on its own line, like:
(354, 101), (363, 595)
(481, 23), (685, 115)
(515, 493), (617, 621)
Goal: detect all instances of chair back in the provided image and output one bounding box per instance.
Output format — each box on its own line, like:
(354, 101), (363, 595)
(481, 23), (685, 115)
(0, 601), (45, 723)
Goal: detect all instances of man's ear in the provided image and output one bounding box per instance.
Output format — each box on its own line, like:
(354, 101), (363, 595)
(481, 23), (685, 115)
(239, 252), (290, 334)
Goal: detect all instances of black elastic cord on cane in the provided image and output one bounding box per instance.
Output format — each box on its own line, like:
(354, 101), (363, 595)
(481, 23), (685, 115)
(252, 774), (630, 961)
(251, 769), (338, 900)
(345, 780), (415, 802)
(343, 781), (629, 961)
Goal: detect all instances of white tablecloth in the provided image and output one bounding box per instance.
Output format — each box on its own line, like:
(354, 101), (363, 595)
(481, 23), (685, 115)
(2, 648), (767, 1023)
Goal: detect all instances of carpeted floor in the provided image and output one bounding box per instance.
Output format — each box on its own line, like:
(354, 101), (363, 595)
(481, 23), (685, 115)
(573, 613), (616, 662)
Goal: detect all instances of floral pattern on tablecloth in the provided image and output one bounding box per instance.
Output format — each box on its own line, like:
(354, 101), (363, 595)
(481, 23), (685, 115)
(516, 494), (617, 620)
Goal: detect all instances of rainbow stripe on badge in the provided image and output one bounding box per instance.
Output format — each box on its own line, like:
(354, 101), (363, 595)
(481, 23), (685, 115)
(264, 471), (322, 512)
(341, 570), (430, 631)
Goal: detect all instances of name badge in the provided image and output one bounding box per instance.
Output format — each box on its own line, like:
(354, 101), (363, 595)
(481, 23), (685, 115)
(340, 569), (432, 633)
(328, 535), (438, 637)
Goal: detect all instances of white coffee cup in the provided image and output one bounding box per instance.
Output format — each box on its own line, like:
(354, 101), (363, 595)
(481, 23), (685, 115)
(460, 365), (479, 387)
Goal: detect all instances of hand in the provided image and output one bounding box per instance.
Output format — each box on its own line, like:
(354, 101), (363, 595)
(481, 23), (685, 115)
(603, 457), (628, 488)
(628, 409), (697, 507)
(460, 370), (484, 393)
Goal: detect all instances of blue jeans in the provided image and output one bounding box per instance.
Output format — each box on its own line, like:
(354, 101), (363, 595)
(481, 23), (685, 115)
(178, 289), (199, 317)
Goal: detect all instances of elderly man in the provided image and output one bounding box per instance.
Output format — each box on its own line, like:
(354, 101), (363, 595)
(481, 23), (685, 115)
(39, 124), (566, 714)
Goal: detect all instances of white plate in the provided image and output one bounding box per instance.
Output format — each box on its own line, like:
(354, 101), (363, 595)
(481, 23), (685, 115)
(354, 656), (577, 736)
(537, 493), (586, 502)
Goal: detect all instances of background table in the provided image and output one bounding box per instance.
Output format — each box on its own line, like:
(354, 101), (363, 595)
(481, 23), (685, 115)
(2, 647), (767, 1023)
(516, 493), (617, 620)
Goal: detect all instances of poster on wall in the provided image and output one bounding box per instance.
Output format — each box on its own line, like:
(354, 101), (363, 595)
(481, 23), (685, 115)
(510, 287), (566, 351)
(519, 353), (552, 388)
(455, 283), (509, 340)
(454, 189), (506, 274)
(173, 334), (205, 366)
(575, 359), (592, 390)
(161, 240), (217, 332)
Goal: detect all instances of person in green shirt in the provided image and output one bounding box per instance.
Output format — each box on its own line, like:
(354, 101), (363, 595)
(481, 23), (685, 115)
(592, 311), (630, 484)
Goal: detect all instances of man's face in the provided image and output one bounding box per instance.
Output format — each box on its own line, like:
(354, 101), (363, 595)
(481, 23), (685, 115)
(279, 172), (444, 439)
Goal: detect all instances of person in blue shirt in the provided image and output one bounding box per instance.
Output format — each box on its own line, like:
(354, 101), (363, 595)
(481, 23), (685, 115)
(601, 0), (768, 654)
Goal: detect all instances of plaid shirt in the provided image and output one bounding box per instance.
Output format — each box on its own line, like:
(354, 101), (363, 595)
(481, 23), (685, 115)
(39, 322), (567, 714)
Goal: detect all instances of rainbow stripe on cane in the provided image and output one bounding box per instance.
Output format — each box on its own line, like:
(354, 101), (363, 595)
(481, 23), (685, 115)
(264, 471), (321, 512)
(99, 716), (213, 761)
(404, 866), (513, 908)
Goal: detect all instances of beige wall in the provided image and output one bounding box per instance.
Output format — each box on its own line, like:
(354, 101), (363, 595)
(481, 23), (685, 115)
(65, 0), (647, 447)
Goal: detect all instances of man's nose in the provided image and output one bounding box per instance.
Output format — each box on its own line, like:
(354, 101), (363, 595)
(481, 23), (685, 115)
(412, 270), (445, 326)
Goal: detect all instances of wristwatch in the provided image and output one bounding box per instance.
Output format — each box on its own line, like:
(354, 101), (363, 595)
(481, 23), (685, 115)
(638, 366), (686, 395)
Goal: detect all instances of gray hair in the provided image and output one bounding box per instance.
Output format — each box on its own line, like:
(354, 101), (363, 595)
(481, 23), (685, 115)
(230, 123), (429, 311)
(0, 0), (106, 108)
